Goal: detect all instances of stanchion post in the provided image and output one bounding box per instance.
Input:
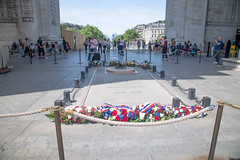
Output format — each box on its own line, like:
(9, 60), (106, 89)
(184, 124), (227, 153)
(150, 49), (152, 63)
(78, 49), (82, 64)
(188, 88), (196, 100)
(81, 71), (85, 80)
(199, 51), (202, 64)
(152, 65), (156, 72)
(30, 52), (32, 64)
(160, 70), (165, 79)
(172, 97), (181, 108)
(53, 106), (65, 160)
(53, 51), (58, 64)
(171, 77), (177, 86)
(125, 48), (128, 62)
(175, 51), (180, 64)
(208, 101), (224, 160)
(74, 78), (80, 88)
(85, 66), (88, 73)
(207, 42), (210, 57)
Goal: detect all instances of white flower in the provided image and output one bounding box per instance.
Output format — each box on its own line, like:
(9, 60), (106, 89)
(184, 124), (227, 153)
(180, 109), (183, 112)
(65, 105), (74, 111)
(160, 113), (164, 117)
(149, 114), (153, 119)
(68, 115), (72, 119)
(153, 106), (158, 112)
(139, 112), (145, 120)
(132, 106), (137, 111)
(174, 110), (179, 114)
(110, 108), (115, 112)
(86, 106), (92, 112)
(76, 108), (81, 113)
(112, 116), (116, 120)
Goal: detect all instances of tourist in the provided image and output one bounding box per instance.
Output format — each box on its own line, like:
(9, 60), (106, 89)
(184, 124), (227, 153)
(88, 35), (98, 61)
(23, 37), (30, 58)
(137, 40), (141, 50)
(171, 38), (176, 55)
(30, 43), (35, 56)
(107, 39), (111, 53)
(83, 39), (88, 53)
(176, 43), (181, 55)
(154, 40), (159, 50)
(113, 40), (116, 50)
(148, 41), (152, 51)
(225, 40), (231, 58)
(142, 40), (145, 50)
(213, 36), (223, 64)
(162, 36), (168, 61)
(117, 39), (120, 53)
(119, 36), (125, 55)
(62, 37), (67, 52)
(18, 39), (24, 57)
(98, 38), (103, 53)
(11, 42), (17, 51)
(48, 42), (54, 55)
(37, 36), (44, 59)
(103, 38), (107, 54)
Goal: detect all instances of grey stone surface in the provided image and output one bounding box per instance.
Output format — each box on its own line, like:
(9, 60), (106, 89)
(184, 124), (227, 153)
(0, 50), (239, 159)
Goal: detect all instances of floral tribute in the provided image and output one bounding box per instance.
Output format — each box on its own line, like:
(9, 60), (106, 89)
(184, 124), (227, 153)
(91, 60), (101, 67)
(137, 61), (152, 70)
(124, 61), (136, 67)
(109, 61), (121, 67)
(45, 102), (207, 125)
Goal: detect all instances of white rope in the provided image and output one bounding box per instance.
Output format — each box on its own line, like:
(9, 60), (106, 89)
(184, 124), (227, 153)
(71, 106), (212, 127)
(0, 109), (44, 118)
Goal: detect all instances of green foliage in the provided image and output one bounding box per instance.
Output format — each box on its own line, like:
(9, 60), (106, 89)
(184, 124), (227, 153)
(158, 20), (165, 23)
(60, 23), (66, 27)
(113, 35), (122, 42)
(80, 24), (104, 39)
(123, 29), (140, 42)
(45, 111), (54, 120)
(157, 34), (165, 41)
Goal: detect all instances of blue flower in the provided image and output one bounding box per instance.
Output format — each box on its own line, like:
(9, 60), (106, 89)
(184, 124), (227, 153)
(119, 114), (124, 120)
(127, 112), (132, 118)
(156, 112), (160, 117)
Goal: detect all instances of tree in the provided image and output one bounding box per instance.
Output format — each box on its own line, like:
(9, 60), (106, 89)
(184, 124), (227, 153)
(113, 35), (122, 42)
(123, 29), (140, 42)
(80, 24), (104, 39)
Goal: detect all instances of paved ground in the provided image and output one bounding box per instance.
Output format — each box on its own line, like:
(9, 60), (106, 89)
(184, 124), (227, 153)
(0, 50), (240, 160)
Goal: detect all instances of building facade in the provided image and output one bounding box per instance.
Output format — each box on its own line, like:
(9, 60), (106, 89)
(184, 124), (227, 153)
(165, 0), (240, 50)
(0, 0), (62, 44)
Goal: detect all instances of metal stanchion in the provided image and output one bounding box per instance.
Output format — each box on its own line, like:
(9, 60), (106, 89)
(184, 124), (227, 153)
(149, 49), (152, 63)
(171, 77), (177, 86)
(152, 65), (156, 72)
(74, 78), (80, 88)
(30, 52), (32, 64)
(160, 70), (165, 79)
(53, 106), (65, 160)
(208, 101), (224, 160)
(125, 48), (128, 62)
(172, 97), (181, 108)
(188, 88), (196, 100)
(207, 42), (210, 57)
(175, 51), (180, 64)
(78, 49), (82, 64)
(85, 66), (88, 73)
(53, 51), (58, 64)
(199, 51), (202, 64)
(81, 71), (85, 80)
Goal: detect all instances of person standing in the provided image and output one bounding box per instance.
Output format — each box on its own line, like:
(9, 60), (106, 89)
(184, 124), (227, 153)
(107, 39), (111, 53)
(62, 37), (66, 52)
(18, 39), (24, 57)
(83, 39), (88, 53)
(148, 41), (152, 51)
(214, 36), (223, 64)
(98, 38), (103, 53)
(142, 40), (145, 50)
(37, 36), (44, 59)
(225, 40), (231, 58)
(88, 35), (98, 61)
(113, 40), (116, 50)
(23, 37), (30, 58)
(162, 36), (168, 61)
(119, 36), (125, 55)
(103, 38), (107, 54)
(137, 40), (141, 50)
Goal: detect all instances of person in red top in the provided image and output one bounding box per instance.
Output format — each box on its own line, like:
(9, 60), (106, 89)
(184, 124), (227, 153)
(162, 36), (168, 61)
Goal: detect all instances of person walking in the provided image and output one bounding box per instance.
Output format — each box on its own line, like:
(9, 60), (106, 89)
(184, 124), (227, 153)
(162, 36), (168, 61)
(83, 39), (88, 53)
(119, 36), (125, 55)
(88, 35), (98, 61)
(98, 38), (103, 53)
(142, 40), (145, 50)
(213, 36), (223, 64)
(107, 39), (111, 53)
(18, 39), (24, 57)
(137, 40), (141, 50)
(23, 37), (30, 58)
(37, 36), (45, 59)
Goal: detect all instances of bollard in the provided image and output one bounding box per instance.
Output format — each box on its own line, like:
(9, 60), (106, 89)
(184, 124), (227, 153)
(172, 97), (181, 108)
(30, 52), (32, 64)
(54, 100), (63, 106)
(74, 78), (80, 88)
(149, 49), (152, 63)
(208, 101), (224, 160)
(171, 77), (177, 86)
(152, 65), (156, 72)
(160, 70), (165, 79)
(85, 66), (88, 73)
(125, 48), (128, 62)
(81, 71), (85, 80)
(53, 106), (65, 160)
(188, 88), (196, 100)
(78, 49), (82, 64)
(104, 53), (106, 62)
(63, 90), (70, 102)
(202, 96), (211, 107)
(207, 42), (210, 57)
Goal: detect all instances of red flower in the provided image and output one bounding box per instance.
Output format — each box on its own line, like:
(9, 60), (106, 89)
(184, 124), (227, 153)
(61, 119), (64, 122)
(121, 110), (127, 116)
(159, 107), (163, 112)
(112, 110), (117, 116)
(193, 110), (197, 113)
(116, 115), (121, 121)
(186, 110), (190, 115)
(150, 110), (154, 114)
(154, 116), (160, 121)
(145, 112), (148, 116)
(77, 119), (81, 123)
(53, 114), (55, 117)
(180, 112), (182, 116)
(175, 107), (179, 110)
(135, 110), (139, 115)
(182, 106), (186, 110)
(196, 106), (201, 110)
(123, 117), (128, 122)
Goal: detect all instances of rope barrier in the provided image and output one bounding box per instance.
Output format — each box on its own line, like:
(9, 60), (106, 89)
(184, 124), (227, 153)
(221, 101), (240, 110)
(201, 50), (224, 59)
(65, 106), (213, 127)
(128, 49), (150, 54)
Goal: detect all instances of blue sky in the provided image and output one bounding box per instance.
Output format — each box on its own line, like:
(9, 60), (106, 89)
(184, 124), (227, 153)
(59, 0), (166, 37)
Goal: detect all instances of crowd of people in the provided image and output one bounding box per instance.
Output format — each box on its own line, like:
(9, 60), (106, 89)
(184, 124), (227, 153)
(11, 37), (71, 59)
